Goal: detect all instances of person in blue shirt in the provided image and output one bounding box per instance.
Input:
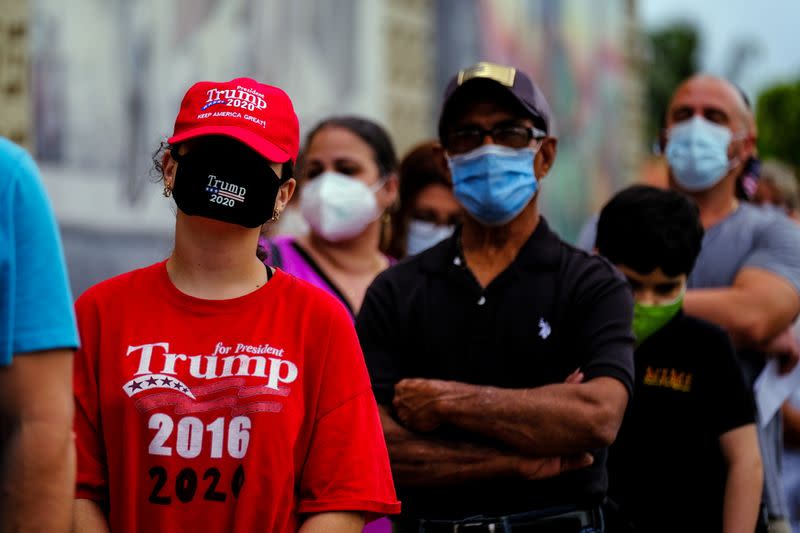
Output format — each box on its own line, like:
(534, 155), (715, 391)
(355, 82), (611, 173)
(0, 137), (79, 531)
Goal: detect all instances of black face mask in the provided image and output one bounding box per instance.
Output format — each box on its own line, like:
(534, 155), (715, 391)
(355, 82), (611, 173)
(171, 138), (282, 228)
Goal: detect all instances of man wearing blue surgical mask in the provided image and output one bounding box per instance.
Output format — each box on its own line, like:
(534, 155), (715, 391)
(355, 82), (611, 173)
(357, 62), (635, 532)
(664, 75), (800, 533)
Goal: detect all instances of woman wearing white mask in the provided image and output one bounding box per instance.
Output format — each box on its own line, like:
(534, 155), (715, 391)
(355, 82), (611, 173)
(260, 116), (399, 318)
(387, 140), (462, 259)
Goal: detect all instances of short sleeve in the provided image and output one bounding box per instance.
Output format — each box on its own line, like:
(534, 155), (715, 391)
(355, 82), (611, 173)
(298, 301), (400, 519)
(73, 293), (109, 503)
(743, 215), (800, 294)
(575, 214), (599, 252)
(570, 262), (635, 395)
(356, 273), (400, 406)
(702, 325), (756, 436)
(2, 139), (78, 362)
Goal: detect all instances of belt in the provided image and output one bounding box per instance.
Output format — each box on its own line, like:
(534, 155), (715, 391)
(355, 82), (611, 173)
(404, 507), (600, 533)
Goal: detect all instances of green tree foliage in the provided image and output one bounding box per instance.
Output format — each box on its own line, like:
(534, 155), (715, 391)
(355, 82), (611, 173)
(644, 23), (700, 149)
(756, 81), (800, 171)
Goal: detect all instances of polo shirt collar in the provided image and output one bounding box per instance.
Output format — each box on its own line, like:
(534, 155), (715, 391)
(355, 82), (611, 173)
(420, 216), (562, 274)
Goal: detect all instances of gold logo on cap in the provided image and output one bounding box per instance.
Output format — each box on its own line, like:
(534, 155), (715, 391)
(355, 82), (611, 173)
(457, 62), (516, 87)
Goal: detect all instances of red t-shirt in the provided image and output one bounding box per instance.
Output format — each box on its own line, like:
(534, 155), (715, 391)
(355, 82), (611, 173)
(73, 261), (400, 532)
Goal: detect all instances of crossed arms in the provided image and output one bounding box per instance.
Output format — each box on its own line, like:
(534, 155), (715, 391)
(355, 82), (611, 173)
(381, 375), (628, 486)
(685, 268), (800, 364)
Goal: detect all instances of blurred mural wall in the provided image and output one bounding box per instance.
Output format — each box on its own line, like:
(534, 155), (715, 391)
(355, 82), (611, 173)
(10, 0), (643, 297)
(0, 1), (31, 147)
(435, 0), (644, 238)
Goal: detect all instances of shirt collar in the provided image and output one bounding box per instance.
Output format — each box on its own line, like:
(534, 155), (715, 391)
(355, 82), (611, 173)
(419, 216), (562, 274)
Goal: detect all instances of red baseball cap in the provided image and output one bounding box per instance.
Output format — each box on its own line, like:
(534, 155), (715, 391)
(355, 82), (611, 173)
(168, 77), (300, 163)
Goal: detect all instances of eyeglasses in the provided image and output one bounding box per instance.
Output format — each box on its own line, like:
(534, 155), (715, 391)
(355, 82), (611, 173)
(445, 125), (546, 154)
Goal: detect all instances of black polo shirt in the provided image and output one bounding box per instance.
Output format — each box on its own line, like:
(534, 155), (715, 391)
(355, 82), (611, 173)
(356, 217), (634, 520)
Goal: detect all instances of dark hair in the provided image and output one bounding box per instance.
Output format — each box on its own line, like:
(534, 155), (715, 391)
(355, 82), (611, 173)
(596, 185), (704, 277)
(387, 140), (452, 259)
(151, 139), (294, 183)
(301, 116), (398, 177)
(151, 140), (171, 181)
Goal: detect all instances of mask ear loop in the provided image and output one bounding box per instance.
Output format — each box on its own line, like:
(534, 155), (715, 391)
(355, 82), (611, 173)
(168, 144), (183, 162)
(369, 176), (389, 193)
(370, 174), (395, 250)
(528, 139), (545, 180)
(726, 131), (752, 174)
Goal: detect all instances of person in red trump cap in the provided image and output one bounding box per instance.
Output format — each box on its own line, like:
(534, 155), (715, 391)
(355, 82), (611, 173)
(71, 77), (400, 533)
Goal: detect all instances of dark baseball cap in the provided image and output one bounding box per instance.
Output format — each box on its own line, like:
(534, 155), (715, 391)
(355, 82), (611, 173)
(438, 62), (555, 142)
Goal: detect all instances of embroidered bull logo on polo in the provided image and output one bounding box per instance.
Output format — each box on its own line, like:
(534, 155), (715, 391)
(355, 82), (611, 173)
(538, 318), (551, 339)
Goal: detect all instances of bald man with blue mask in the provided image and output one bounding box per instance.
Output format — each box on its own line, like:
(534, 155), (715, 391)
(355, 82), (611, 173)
(665, 74), (800, 533)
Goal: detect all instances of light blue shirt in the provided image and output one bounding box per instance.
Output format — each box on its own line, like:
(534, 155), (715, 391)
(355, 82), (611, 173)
(0, 137), (78, 365)
(689, 202), (800, 291)
(688, 202), (800, 520)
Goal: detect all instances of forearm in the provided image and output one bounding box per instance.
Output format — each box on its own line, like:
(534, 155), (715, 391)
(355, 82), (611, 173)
(684, 287), (794, 347)
(73, 499), (110, 533)
(390, 439), (522, 486)
(0, 349), (76, 533)
(385, 412), (520, 485)
(0, 417), (75, 533)
(722, 459), (763, 533)
(720, 424), (763, 533)
(434, 378), (625, 456)
(298, 512), (364, 533)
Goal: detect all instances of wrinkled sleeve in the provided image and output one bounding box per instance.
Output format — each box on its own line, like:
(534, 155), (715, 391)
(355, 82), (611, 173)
(572, 262), (636, 396)
(298, 302), (400, 520)
(72, 293), (108, 503)
(704, 327), (756, 436)
(356, 272), (401, 406)
(743, 215), (800, 294)
(8, 143), (78, 359)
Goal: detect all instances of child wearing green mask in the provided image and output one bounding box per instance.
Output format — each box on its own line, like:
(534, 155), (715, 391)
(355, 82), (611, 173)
(596, 185), (762, 533)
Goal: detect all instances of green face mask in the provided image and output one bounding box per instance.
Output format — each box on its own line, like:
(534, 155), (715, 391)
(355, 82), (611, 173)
(632, 293), (684, 346)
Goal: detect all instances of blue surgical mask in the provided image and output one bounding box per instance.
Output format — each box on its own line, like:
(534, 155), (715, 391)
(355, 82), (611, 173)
(665, 116), (736, 192)
(447, 145), (537, 226)
(406, 219), (455, 256)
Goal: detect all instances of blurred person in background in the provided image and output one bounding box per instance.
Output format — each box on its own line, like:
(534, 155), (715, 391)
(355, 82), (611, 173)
(782, 388), (800, 532)
(0, 137), (79, 532)
(663, 74), (800, 533)
(575, 154), (669, 251)
(756, 160), (800, 530)
(386, 140), (461, 259)
(597, 185), (762, 533)
(752, 160), (800, 222)
(732, 86), (762, 203)
(575, 94), (751, 253)
(260, 116), (399, 318)
(358, 61), (634, 533)
(71, 78), (399, 533)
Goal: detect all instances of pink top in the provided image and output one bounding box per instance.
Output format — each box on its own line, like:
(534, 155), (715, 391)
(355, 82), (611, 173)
(260, 235), (396, 319)
(260, 236), (395, 533)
